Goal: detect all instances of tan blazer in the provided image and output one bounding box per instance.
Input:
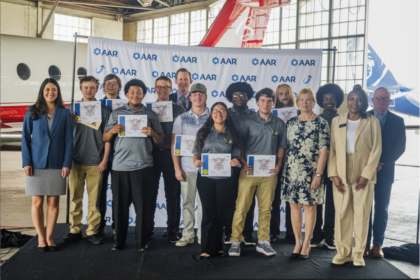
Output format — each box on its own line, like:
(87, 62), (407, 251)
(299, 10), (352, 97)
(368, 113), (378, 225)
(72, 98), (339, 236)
(328, 113), (382, 185)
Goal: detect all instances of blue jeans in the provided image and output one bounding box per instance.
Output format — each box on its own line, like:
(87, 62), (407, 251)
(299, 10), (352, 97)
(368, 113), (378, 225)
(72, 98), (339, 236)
(367, 183), (393, 247)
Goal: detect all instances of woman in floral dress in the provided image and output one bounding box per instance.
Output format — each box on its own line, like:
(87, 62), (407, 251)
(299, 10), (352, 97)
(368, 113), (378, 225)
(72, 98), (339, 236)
(281, 87), (330, 260)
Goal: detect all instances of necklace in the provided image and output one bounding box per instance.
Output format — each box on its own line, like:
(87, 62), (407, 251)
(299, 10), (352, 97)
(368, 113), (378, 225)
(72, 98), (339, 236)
(47, 109), (55, 119)
(298, 112), (314, 123)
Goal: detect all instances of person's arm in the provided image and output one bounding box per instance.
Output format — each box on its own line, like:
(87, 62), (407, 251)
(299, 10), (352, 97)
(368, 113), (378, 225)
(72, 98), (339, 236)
(328, 118), (345, 194)
(142, 113), (164, 145)
(193, 154), (203, 168)
(379, 118), (406, 170)
(311, 119), (330, 189)
(98, 142), (110, 172)
(61, 110), (73, 178)
(171, 133), (186, 181)
(103, 113), (122, 142)
(269, 148), (286, 177)
(22, 109), (33, 176)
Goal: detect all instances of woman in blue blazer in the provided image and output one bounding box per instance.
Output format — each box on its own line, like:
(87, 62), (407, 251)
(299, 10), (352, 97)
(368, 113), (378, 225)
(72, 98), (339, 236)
(22, 78), (73, 252)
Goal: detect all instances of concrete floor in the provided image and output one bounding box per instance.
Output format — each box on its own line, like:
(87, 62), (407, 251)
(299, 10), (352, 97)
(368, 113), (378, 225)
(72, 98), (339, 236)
(1, 150), (419, 278)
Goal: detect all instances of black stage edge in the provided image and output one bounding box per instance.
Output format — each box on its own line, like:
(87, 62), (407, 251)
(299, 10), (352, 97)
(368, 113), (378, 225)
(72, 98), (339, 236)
(2, 224), (410, 279)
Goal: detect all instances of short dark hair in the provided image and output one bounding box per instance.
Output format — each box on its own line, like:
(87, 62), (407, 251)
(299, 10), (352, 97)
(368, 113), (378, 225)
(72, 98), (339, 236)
(315, 83), (344, 108)
(80, 75), (99, 90)
(256, 88), (275, 102)
(175, 68), (191, 80)
(103, 74), (122, 93)
(155, 76), (172, 87)
(348, 84), (369, 119)
(225, 82), (254, 103)
(124, 79), (147, 96)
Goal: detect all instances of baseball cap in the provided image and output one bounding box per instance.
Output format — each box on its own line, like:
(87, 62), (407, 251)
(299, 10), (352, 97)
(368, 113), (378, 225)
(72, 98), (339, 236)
(190, 83), (207, 94)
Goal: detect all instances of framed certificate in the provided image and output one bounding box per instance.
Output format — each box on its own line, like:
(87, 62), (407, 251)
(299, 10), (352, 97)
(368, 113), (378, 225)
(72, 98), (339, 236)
(272, 107), (297, 123)
(202, 154), (231, 177)
(146, 101), (173, 122)
(173, 134), (196, 156)
(118, 115), (147, 137)
(247, 155), (276, 177)
(106, 99), (127, 111)
(74, 101), (101, 123)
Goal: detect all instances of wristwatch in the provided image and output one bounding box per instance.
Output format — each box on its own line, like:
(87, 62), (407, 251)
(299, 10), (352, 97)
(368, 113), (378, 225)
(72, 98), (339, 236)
(315, 173), (322, 178)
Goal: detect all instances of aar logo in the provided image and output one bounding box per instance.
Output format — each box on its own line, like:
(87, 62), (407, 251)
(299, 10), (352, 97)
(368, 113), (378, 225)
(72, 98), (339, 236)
(113, 67), (137, 76)
(106, 200), (112, 207)
(96, 65), (105, 74)
(133, 52), (157, 61)
(271, 75), (296, 83)
(212, 57), (237, 65)
(292, 59), (316, 66)
(173, 55), (197, 63)
(232, 75), (257, 82)
(303, 75), (312, 84)
(192, 73), (217, 81)
(211, 90), (226, 98)
(152, 71), (176, 78)
(252, 58), (276, 66)
(94, 48), (118, 57)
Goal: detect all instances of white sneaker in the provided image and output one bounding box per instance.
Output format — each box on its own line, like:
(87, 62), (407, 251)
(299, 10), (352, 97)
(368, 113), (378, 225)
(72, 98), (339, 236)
(175, 237), (194, 247)
(198, 239), (201, 244)
(256, 241), (276, 256)
(228, 241), (241, 257)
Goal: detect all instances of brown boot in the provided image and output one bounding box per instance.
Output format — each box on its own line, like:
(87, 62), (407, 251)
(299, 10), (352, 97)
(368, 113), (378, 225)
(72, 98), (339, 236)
(372, 245), (384, 258)
(363, 245), (371, 257)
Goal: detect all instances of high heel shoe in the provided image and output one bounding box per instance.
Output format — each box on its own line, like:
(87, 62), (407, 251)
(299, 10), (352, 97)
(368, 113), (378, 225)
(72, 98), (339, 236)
(36, 246), (49, 252)
(290, 244), (302, 259)
(299, 247), (311, 260)
(48, 246), (58, 252)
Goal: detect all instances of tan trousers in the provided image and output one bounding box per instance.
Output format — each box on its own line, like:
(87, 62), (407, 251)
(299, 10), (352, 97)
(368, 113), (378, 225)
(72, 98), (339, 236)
(69, 164), (103, 236)
(231, 171), (277, 242)
(180, 171), (202, 240)
(333, 153), (375, 258)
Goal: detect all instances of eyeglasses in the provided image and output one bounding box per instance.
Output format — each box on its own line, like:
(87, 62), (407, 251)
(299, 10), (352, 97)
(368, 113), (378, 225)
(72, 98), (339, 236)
(105, 81), (118, 86)
(156, 86), (171, 90)
(232, 94), (246, 99)
(127, 92), (143, 96)
(212, 109), (227, 115)
(374, 96), (390, 102)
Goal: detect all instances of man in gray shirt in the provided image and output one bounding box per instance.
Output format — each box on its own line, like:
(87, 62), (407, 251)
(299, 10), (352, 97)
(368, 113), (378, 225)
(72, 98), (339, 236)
(103, 79), (164, 251)
(64, 76), (111, 246)
(229, 88), (287, 257)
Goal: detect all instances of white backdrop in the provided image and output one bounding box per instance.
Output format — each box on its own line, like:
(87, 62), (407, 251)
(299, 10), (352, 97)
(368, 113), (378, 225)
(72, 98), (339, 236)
(81, 37), (322, 232)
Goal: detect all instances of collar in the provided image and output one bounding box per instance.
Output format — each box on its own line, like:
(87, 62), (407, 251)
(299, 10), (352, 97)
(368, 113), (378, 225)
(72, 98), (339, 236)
(211, 125), (227, 134)
(230, 106), (251, 114)
(125, 103), (145, 112)
(188, 108), (209, 117)
(256, 111), (275, 123)
(373, 109), (388, 117)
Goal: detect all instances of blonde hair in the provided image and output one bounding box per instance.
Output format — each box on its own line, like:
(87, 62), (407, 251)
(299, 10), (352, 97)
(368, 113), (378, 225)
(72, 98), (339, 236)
(276, 84), (296, 107)
(296, 87), (316, 109)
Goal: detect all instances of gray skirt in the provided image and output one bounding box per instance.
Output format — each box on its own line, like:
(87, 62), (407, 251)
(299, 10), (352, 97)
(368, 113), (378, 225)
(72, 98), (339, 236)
(25, 169), (67, 196)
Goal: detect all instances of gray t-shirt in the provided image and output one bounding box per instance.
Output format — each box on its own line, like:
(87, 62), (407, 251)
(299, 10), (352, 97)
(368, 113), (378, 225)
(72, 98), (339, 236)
(68, 103), (111, 166)
(242, 111), (287, 158)
(105, 104), (164, 171)
(228, 106), (256, 139)
(156, 102), (186, 149)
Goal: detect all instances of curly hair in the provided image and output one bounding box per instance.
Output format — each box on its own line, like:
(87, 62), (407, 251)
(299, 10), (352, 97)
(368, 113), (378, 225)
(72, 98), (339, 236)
(29, 78), (65, 120)
(348, 84), (369, 119)
(195, 102), (242, 151)
(315, 83), (344, 108)
(225, 82), (254, 103)
(124, 79), (147, 96)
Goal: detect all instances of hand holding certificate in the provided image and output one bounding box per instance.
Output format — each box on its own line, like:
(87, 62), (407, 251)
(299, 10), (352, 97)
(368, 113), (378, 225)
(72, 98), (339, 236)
(146, 101), (173, 122)
(173, 135), (196, 156)
(74, 101), (102, 123)
(272, 107), (297, 123)
(118, 115), (148, 137)
(247, 155), (276, 177)
(201, 154), (231, 177)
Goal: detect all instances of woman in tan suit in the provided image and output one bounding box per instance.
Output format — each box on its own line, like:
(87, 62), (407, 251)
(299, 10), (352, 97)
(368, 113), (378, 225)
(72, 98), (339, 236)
(328, 85), (382, 267)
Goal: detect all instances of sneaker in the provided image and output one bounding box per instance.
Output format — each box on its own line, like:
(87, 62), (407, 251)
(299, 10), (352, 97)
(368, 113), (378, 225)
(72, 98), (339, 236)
(325, 239), (336, 249)
(256, 241), (276, 256)
(332, 254), (352, 265)
(244, 236), (256, 246)
(168, 232), (180, 243)
(87, 234), (103, 245)
(225, 236), (232, 244)
(163, 230), (168, 237)
(175, 237), (194, 247)
(138, 243), (149, 252)
(63, 232), (83, 244)
(198, 239), (201, 244)
(310, 237), (323, 248)
(228, 241), (241, 257)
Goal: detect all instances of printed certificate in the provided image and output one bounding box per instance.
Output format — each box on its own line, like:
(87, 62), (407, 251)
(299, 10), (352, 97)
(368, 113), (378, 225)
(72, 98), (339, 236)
(202, 154), (231, 177)
(173, 134), (196, 156)
(74, 101), (101, 123)
(106, 99), (127, 111)
(272, 107), (297, 123)
(118, 115), (147, 137)
(247, 155), (276, 177)
(146, 101), (173, 123)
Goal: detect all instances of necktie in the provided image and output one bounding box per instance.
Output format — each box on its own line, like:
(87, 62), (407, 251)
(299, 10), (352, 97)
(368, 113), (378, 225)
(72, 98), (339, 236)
(181, 96), (186, 109)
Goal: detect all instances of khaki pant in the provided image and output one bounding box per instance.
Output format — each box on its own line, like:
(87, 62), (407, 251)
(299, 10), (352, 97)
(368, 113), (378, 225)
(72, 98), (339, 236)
(333, 153), (375, 258)
(180, 171), (202, 240)
(231, 171), (278, 242)
(69, 164), (103, 236)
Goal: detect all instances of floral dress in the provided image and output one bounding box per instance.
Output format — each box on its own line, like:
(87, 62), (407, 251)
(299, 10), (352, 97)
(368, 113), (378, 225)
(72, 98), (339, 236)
(281, 116), (330, 205)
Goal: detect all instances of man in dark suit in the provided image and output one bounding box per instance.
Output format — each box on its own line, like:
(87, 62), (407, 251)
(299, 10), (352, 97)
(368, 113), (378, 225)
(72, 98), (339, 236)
(365, 87), (406, 258)
(169, 68), (193, 111)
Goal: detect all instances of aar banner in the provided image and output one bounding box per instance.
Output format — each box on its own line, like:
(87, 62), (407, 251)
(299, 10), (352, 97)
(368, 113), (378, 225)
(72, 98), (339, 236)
(83, 36), (322, 231)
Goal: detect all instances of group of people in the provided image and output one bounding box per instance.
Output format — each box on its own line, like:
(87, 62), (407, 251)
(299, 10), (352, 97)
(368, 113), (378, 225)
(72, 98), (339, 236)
(22, 67), (406, 267)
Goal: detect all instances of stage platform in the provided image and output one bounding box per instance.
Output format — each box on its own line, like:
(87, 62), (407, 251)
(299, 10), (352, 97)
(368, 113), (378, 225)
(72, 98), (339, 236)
(1, 224), (410, 279)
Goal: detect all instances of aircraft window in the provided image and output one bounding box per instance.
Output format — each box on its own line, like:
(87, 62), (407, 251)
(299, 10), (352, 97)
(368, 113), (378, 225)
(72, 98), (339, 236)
(77, 67), (87, 80)
(17, 63), (31, 80)
(48, 65), (61, 81)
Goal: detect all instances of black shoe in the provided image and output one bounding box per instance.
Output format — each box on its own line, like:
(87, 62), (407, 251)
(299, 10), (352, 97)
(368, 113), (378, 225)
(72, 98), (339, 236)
(244, 236), (256, 246)
(139, 243), (149, 251)
(87, 234), (103, 245)
(325, 239), (336, 249)
(197, 254), (210, 260)
(299, 247), (311, 260)
(168, 231), (180, 243)
(48, 246), (58, 252)
(218, 251), (227, 257)
(63, 232), (83, 244)
(310, 237), (323, 248)
(163, 230), (168, 237)
(36, 246), (49, 252)
(290, 244), (302, 259)
(112, 243), (125, 250)
(270, 234), (280, 243)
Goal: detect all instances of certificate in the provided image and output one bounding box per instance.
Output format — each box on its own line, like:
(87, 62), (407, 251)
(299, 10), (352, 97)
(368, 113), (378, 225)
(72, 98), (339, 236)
(173, 134), (196, 156)
(106, 99), (127, 111)
(74, 101), (101, 123)
(247, 155), (276, 177)
(146, 101), (173, 122)
(202, 154), (231, 177)
(272, 107), (297, 123)
(118, 115), (147, 137)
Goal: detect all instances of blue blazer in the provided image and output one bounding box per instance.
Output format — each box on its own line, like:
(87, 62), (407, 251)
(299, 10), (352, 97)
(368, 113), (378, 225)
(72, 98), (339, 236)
(22, 106), (73, 169)
(368, 110), (406, 184)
